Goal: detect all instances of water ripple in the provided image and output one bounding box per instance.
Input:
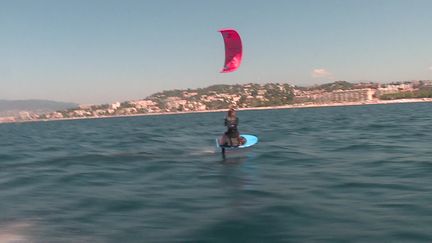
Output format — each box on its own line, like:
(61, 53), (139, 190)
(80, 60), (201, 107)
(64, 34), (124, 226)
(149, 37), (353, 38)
(1, 103), (432, 242)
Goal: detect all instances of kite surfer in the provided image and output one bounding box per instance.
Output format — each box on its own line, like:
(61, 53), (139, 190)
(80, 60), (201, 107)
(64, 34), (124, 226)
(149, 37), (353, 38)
(218, 29), (243, 147)
(220, 107), (245, 147)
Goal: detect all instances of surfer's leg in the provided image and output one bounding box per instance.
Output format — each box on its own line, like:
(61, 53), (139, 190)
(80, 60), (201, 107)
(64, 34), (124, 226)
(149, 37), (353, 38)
(221, 134), (228, 146)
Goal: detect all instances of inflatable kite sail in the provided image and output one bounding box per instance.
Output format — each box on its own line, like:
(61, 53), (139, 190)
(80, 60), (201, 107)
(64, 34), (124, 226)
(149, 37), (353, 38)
(219, 29), (243, 73)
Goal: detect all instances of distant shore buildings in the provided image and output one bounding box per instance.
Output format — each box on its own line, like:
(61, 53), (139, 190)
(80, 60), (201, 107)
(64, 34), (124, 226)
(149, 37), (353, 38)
(294, 88), (375, 103)
(2, 80), (432, 123)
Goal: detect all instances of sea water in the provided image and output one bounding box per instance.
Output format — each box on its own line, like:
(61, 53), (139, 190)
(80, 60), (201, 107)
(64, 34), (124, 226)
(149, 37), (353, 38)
(1, 102), (431, 242)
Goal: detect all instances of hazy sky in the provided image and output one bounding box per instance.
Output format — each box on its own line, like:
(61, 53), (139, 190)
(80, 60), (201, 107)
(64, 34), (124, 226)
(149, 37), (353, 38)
(2, 0), (432, 104)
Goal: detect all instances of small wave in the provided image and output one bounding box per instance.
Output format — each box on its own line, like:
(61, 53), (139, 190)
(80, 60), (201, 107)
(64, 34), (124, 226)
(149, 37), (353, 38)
(188, 148), (217, 156)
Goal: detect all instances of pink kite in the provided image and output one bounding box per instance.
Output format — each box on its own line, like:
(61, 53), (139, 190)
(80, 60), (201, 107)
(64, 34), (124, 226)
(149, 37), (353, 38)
(219, 29), (243, 73)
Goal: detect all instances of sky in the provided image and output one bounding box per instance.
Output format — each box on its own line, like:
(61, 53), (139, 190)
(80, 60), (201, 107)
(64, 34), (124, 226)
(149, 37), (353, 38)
(1, 0), (432, 104)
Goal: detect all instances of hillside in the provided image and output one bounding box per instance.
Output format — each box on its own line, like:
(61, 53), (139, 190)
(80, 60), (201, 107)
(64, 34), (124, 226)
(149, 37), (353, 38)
(0, 99), (78, 117)
(147, 83), (295, 110)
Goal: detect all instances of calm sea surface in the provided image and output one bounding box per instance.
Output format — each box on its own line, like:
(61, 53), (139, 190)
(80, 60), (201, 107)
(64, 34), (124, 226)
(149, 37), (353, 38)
(1, 103), (432, 242)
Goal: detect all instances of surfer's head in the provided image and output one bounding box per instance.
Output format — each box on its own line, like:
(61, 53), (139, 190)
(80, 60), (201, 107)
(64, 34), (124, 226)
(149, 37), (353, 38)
(228, 107), (236, 117)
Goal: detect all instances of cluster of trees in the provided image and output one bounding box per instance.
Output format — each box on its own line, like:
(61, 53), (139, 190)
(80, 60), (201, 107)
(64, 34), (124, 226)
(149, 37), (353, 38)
(299, 81), (354, 91)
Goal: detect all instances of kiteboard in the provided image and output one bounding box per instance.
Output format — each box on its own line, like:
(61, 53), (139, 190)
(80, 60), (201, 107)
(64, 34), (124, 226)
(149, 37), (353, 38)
(216, 134), (258, 150)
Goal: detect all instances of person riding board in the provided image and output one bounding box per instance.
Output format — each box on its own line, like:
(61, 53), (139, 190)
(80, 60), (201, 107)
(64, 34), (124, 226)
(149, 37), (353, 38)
(220, 107), (245, 147)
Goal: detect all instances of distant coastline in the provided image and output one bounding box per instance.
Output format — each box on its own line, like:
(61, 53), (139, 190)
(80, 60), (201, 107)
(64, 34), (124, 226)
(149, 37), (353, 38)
(2, 97), (431, 124)
(2, 80), (432, 124)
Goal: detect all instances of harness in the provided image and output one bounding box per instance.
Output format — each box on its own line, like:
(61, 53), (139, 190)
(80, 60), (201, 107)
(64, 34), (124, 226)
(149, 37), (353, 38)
(225, 117), (238, 135)
(224, 116), (240, 146)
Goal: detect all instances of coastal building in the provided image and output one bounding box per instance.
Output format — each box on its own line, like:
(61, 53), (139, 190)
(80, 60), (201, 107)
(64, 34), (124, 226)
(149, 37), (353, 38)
(232, 95), (242, 102)
(165, 97), (188, 111)
(110, 102), (121, 110)
(117, 107), (137, 115)
(18, 111), (34, 120)
(106, 109), (116, 114)
(130, 100), (156, 109)
(93, 110), (107, 116)
(73, 110), (91, 117)
(376, 83), (414, 97)
(48, 112), (64, 119)
(257, 89), (266, 95)
(196, 104), (207, 110)
(294, 89), (374, 103)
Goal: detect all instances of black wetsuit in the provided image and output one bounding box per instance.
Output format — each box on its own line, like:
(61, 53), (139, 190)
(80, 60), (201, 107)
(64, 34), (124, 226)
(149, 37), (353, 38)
(224, 116), (239, 145)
